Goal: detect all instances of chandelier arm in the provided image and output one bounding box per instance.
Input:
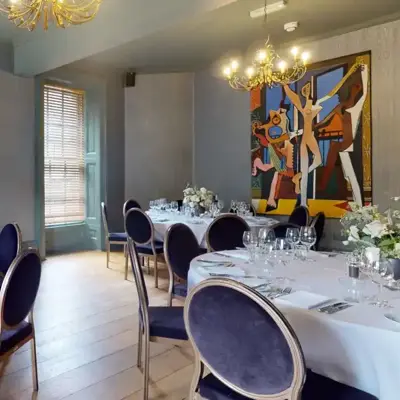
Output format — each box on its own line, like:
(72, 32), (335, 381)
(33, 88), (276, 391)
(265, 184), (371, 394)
(59, 0), (101, 12)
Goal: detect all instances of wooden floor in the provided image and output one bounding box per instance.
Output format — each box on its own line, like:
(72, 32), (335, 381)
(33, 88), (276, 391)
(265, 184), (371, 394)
(0, 251), (194, 400)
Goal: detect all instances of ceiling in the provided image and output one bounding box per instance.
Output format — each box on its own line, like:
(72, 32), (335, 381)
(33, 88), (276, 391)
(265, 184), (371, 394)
(69, 0), (400, 73)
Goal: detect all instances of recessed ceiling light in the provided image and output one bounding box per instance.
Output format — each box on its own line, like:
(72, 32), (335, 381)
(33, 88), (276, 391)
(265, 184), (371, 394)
(250, 1), (287, 19)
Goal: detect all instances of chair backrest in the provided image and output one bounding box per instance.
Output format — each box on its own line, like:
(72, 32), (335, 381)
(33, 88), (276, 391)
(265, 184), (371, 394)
(0, 223), (22, 275)
(100, 202), (109, 236)
(206, 215), (250, 252)
(310, 212), (326, 250)
(124, 208), (153, 245)
(123, 199), (142, 216)
(164, 223), (200, 281)
(184, 279), (305, 399)
(0, 249), (42, 329)
(288, 206), (309, 227)
(125, 212), (149, 322)
(270, 222), (301, 239)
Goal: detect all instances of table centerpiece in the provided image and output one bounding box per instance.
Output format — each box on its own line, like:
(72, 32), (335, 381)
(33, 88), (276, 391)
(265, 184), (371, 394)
(183, 185), (214, 216)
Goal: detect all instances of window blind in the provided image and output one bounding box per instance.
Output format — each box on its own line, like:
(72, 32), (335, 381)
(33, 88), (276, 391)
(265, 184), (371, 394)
(44, 84), (85, 226)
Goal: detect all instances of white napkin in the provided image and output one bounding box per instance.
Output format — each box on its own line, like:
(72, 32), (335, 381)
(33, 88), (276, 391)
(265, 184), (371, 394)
(198, 266), (246, 277)
(217, 250), (249, 261)
(277, 291), (333, 310)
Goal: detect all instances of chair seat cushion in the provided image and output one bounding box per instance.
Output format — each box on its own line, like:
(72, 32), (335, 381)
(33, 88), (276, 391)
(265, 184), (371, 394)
(148, 306), (188, 340)
(198, 370), (378, 400)
(108, 232), (127, 242)
(199, 373), (250, 399)
(172, 283), (187, 297)
(137, 241), (164, 255)
(302, 370), (377, 400)
(0, 321), (33, 355)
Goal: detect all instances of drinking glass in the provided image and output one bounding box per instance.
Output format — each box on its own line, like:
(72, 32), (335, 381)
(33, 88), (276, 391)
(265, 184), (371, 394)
(217, 200), (224, 213)
(364, 257), (392, 307)
(300, 226), (317, 256)
(243, 231), (258, 263)
(285, 227), (300, 254)
(231, 200), (238, 213)
(171, 201), (179, 214)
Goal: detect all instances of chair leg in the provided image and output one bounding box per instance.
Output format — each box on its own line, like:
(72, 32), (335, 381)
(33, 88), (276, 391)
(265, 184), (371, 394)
(143, 333), (150, 400)
(30, 335), (39, 391)
(106, 240), (110, 269)
(137, 323), (143, 368)
(154, 255), (158, 288)
(189, 356), (204, 400)
(146, 256), (150, 274)
(124, 244), (129, 280)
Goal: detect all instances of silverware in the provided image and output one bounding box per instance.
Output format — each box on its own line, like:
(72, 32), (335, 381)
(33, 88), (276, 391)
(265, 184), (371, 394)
(318, 302), (352, 314)
(209, 273), (238, 278)
(325, 303), (353, 314)
(317, 301), (345, 313)
(214, 252), (232, 258)
(309, 299), (336, 310)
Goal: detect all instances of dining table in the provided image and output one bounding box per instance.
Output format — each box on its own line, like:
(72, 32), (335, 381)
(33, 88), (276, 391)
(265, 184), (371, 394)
(188, 249), (400, 400)
(147, 211), (278, 248)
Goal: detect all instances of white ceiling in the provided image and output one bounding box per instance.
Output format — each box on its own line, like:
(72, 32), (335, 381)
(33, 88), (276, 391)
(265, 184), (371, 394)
(70, 0), (400, 73)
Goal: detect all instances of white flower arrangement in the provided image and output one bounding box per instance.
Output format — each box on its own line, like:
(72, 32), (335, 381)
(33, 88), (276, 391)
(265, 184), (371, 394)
(183, 185), (214, 209)
(341, 199), (400, 258)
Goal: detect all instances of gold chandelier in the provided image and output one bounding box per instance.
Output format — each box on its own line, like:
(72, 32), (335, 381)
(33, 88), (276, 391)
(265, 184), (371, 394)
(0, 0), (102, 31)
(222, 0), (310, 90)
(223, 39), (310, 90)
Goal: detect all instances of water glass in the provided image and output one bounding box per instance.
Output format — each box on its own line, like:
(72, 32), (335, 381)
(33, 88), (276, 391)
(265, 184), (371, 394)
(231, 200), (238, 213)
(243, 231), (258, 263)
(300, 226), (317, 255)
(286, 227), (300, 250)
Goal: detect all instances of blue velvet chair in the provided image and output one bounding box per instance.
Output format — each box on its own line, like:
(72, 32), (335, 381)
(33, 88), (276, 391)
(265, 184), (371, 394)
(184, 278), (377, 400)
(164, 223), (201, 306)
(270, 222), (301, 239)
(125, 234), (188, 400)
(206, 214), (250, 252)
(311, 212), (326, 251)
(288, 206), (310, 227)
(123, 198), (142, 216)
(0, 249), (42, 392)
(101, 202), (128, 277)
(124, 208), (164, 288)
(0, 223), (22, 278)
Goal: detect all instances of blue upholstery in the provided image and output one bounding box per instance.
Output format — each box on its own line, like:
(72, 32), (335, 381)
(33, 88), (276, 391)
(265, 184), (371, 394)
(270, 222), (300, 239)
(0, 224), (19, 275)
(173, 283), (188, 297)
(199, 370), (377, 400)
(302, 370), (377, 400)
(123, 199), (142, 215)
(207, 216), (249, 251)
(165, 223), (200, 280)
(125, 209), (152, 244)
(148, 306), (188, 340)
(311, 212), (325, 251)
(108, 232), (127, 242)
(3, 252), (41, 327)
(136, 241), (164, 255)
(288, 206), (309, 227)
(0, 321), (32, 355)
(188, 284), (294, 395)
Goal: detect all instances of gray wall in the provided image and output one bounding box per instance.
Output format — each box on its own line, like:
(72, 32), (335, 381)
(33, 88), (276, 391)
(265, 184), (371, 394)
(193, 18), (400, 249)
(125, 73), (194, 209)
(0, 69), (35, 240)
(194, 70), (251, 204)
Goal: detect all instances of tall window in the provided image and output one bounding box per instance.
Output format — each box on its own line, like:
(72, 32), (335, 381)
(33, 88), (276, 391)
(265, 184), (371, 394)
(44, 84), (85, 226)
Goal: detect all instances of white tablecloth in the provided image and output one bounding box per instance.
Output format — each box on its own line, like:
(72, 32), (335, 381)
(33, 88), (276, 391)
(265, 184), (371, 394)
(188, 250), (400, 400)
(148, 212), (278, 247)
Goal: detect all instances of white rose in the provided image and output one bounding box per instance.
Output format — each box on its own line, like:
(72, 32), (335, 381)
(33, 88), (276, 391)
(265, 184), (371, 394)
(183, 197), (189, 204)
(365, 247), (380, 263)
(200, 187), (207, 194)
(193, 195), (200, 203)
(349, 226), (360, 241)
(191, 195), (197, 202)
(363, 220), (387, 239)
(200, 201), (205, 207)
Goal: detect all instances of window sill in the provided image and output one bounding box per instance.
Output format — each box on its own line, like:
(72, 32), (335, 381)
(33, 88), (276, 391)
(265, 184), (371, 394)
(45, 222), (86, 230)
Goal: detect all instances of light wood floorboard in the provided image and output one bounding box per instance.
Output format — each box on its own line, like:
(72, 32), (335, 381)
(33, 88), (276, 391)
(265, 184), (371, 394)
(0, 251), (194, 400)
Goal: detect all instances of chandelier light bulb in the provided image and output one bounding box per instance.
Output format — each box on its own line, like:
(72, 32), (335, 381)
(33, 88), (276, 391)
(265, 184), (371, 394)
(223, 67), (232, 77)
(278, 60), (287, 73)
(230, 60), (239, 72)
(257, 50), (267, 63)
(246, 67), (255, 78)
(301, 52), (310, 64)
(291, 47), (299, 58)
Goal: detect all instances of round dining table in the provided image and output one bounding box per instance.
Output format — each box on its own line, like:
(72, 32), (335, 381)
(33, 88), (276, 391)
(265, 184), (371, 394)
(147, 212), (278, 248)
(188, 249), (400, 400)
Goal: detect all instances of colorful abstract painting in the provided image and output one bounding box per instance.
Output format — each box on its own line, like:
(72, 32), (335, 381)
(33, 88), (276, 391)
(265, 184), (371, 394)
(251, 52), (372, 218)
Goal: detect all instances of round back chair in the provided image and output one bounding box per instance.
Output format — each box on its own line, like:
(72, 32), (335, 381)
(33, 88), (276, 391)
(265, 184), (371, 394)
(206, 214), (250, 252)
(270, 222), (301, 239)
(0, 223), (22, 276)
(310, 212), (326, 250)
(288, 206), (309, 227)
(100, 202), (109, 237)
(123, 199), (142, 216)
(124, 208), (154, 246)
(184, 278), (306, 399)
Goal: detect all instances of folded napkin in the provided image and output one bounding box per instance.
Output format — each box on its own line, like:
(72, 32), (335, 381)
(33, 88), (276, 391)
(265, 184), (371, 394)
(217, 250), (249, 261)
(198, 266), (246, 277)
(277, 291), (333, 310)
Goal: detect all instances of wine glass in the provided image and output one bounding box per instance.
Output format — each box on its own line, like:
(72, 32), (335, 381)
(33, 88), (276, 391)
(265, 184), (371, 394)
(242, 231), (258, 263)
(300, 226), (317, 257)
(286, 227), (300, 253)
(217, 200), (224, 213)
(258, 228), (276, 265)
(230, 200), (237, 213)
